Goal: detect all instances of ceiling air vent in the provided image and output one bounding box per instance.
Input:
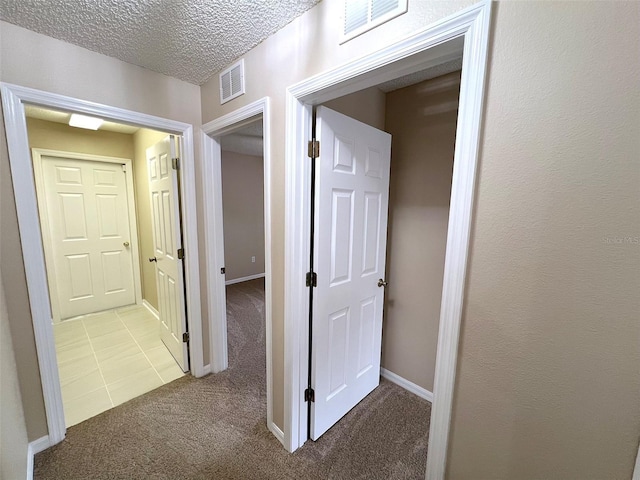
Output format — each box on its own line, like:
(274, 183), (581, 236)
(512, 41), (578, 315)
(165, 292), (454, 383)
(341, 0), (408, 44)
(220, 59), (245, 105)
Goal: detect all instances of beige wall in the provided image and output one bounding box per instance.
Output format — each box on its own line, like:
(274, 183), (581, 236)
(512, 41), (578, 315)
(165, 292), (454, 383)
(201, 0), (640, 476)
(3, 1), (639, 476)
(0, 21), (203, 441)
(200, 0), (476, 429)
(132, 128), (168, 310)
(381, 73), (459, 392)
(221, 151), (265, 281)
(323, 86), (387, 131)
(26, 117), (134, 158)
(0, 276), (29, 480)
(0, 108), (30, 480)
(446, 2), (640, 478)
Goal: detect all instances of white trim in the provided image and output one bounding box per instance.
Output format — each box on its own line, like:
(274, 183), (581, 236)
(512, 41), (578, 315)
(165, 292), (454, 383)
(0, 83), (204, 446)
(27, 435), (51, 480)
(284, 98), (313, 454)
(380, 368), (433, 402)
(142, 299), (160, 320)
(426, 3), (491, 478)
(28, 435), (51, 455)
(31, 149), (143, 322)
(201, 97), (275, 440)
(173, 129), (204, 379)
(268, 422), (286, 448)
(201, 126), (228, 373)
(283, 2), (492, 476)
(633, 442), (640, 480)
(225, 273), (266, 285)
(202, 363), (212, 375)
(26, 445), (33, 480)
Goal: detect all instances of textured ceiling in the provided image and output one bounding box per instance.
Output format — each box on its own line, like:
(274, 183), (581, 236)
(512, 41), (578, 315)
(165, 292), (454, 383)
(0, 0), (320, 85)
(25, 105), (140, 134)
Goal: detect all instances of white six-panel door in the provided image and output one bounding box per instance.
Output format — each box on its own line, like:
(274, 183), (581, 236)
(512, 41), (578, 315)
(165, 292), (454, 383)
(39, 156), (136, 320)
(146, 136), (189, 372)
(311, 106), (392, 440)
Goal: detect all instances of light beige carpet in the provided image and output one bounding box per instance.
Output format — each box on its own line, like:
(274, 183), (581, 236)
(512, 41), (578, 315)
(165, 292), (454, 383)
(35, 279), (431, 479)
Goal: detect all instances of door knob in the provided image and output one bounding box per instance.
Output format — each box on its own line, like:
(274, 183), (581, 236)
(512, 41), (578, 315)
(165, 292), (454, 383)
(149, 257), (157, 263)
(123, 241), (130, 247)
(378, 279), (388, 288)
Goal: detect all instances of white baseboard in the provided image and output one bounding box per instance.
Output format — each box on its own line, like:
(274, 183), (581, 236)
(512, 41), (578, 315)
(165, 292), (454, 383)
(142, 300), (159, 320)
(381, 368), (433, 402)
(191, 362), (208, 378)
(27, 435), (51, 480)
(225, 273), (265, 286)
(268, 421), (286, 447)
(27, 445), (33, 480)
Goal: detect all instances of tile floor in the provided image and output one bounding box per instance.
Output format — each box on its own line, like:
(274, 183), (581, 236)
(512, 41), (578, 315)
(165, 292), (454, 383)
(53, 304), (185, 427)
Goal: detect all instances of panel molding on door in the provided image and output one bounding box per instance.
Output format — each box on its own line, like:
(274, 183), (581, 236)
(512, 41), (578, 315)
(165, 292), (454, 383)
(146, 136), (189, 372)
(32, 149), (143, 322)
(310, 106), (391, 440)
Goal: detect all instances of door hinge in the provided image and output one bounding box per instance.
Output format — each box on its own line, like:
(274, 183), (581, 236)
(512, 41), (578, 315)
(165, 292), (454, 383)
(305, 271), (317, 287)
(177, 248), (185, 260)
(304, 388), (315, 403)
(121, 164), (126, 172)
(172, 157), (180, 170)
(308, 140), (320, 159)
(182, 332), (189, 343)
(221, 267), (226, 274)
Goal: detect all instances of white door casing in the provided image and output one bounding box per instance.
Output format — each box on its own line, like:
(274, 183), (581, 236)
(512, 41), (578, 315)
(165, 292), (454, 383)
(146, 136), (189, 372)
(284, 6), (491, 471)
(311, 106), (391, 440)
(201, 97), (280, 444)
(2, 83), (204, 447)
(33, 150), (140, 321)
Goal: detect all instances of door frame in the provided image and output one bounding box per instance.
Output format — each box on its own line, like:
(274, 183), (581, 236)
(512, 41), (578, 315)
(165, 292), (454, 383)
(201, 98), (279, 443)
(283, 1), (491, 478)
(32, 149), (143, 323)
(0, 83), (204, 447)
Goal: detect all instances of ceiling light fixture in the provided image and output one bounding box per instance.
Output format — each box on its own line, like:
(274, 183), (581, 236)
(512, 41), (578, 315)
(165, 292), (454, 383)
(68, 113), (104, 130)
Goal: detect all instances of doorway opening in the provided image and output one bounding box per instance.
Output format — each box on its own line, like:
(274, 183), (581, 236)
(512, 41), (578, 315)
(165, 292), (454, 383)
(201, 98), (279, 443)
(1, 82), (203, 450)
(219, 118), (267, 383)
(24, 106), (188, 427)
(304, 69), (461, 446)
(283, 4), (491, 478)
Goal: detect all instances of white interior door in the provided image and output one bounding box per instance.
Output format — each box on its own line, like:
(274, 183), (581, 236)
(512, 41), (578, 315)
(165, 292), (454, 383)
(310, 106), (392, 440)
(146, 136), (189, 372)
(39, 156), (136, 320)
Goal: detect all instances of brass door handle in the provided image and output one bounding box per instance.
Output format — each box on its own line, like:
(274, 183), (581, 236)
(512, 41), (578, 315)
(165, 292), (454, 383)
(123, 241), (130, 247)
(378, 279), (388, 288)
(149, 257), (157, 263)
